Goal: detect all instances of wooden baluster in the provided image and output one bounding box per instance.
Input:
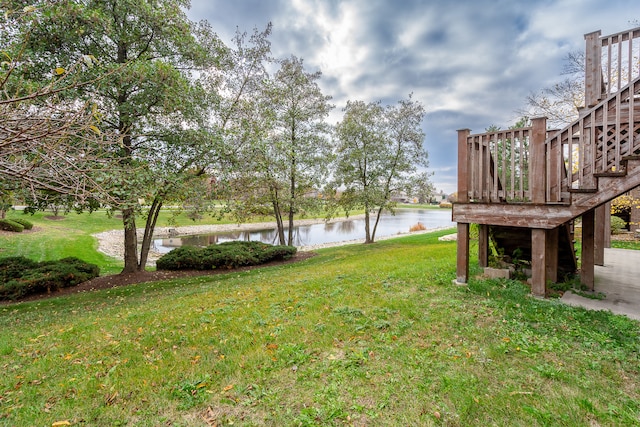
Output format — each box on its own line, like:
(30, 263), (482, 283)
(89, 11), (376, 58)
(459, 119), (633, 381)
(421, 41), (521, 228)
(584, 30), (602, 107)
(530, 117), (547, 204)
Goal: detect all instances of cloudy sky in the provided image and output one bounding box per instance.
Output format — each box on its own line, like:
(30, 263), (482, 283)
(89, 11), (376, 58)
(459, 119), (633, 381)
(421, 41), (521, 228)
(187, 0), (638, 194)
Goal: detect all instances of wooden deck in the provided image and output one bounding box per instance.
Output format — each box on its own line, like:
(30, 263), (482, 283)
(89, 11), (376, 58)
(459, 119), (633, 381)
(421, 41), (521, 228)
(453, 26), (640, 296)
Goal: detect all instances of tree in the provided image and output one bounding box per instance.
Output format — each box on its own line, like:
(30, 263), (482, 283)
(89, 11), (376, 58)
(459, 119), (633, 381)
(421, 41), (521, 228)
(224, 56), (333, 246)
(332, 95), (429, 243)
(1, 3), (118, 211)
(14, 0), (228, 272)
(520, 51), (584, 128)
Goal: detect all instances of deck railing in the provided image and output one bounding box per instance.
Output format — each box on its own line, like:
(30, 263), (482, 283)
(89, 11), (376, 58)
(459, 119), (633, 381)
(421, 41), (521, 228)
(585, 27), (640, 106)
(459, 127), (532, 203)
(459, 27), (640, 207)
(460, 75), (640, 206)
(458, 117), (558, 205)
(546, 76), (640, 202)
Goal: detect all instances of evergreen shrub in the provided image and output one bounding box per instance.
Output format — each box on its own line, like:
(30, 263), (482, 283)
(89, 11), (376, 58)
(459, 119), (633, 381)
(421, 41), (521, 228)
(156, 241), (297, 271)
(0, 256), (100, 300)
(11, 218), (33, 230)
(0, 219), (24, 232)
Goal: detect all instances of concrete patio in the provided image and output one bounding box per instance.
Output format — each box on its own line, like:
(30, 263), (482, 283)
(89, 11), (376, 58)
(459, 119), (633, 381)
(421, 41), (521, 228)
(561, 248), (640, 321)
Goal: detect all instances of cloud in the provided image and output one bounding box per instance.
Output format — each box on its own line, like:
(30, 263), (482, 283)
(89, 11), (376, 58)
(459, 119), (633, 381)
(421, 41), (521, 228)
(187, 0), (638, 192)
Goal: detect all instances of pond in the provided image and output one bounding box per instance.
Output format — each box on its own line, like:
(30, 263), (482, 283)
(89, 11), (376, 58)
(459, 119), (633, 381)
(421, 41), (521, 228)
(152, 208), (454, 253)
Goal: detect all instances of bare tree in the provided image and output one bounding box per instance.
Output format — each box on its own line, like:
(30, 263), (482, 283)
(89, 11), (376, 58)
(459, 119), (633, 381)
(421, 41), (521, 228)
(519, 51), (584, 128)
(1, 5), (119, 207)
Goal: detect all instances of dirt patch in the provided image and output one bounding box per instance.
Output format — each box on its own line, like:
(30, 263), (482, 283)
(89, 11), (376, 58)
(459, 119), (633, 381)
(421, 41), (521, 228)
(4, 251), (316, 305)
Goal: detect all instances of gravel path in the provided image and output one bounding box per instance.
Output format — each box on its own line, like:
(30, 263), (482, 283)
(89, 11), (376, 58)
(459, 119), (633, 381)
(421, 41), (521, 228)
(93, 214), (451, 267)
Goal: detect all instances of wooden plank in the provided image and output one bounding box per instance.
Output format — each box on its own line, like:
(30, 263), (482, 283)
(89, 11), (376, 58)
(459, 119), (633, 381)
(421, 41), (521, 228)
(453, 203), (574, 229)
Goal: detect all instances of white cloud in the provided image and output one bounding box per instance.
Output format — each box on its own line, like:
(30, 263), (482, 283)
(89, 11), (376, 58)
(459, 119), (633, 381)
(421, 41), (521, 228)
(188, 0), (639, 192)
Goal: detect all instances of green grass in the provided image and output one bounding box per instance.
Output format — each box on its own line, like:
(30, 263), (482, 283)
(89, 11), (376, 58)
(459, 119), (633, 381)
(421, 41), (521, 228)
(611, 239), (640, 250)
(0, 226), (639, 426)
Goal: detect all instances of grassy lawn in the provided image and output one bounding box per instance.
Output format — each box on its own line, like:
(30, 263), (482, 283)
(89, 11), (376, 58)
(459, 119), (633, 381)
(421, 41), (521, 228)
(0, 223), (639, 425)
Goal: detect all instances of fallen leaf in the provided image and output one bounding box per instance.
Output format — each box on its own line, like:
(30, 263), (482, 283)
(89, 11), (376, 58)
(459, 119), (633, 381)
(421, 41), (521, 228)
(52, 421), (71, 427)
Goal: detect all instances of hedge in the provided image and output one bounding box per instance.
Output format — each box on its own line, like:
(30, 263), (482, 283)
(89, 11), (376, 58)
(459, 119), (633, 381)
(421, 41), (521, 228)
(11, 218), (33, 230)
(156, 241), (297, 271)
(0, 256), (100, 301)
(0, 219), (24, 232)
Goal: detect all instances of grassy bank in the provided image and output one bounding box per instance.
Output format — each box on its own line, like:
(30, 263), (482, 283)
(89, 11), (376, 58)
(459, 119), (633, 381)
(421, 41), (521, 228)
(0, 229), (639, 426)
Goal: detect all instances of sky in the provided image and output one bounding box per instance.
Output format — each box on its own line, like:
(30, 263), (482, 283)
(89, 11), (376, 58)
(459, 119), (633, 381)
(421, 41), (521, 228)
(187, 0), (638, 194)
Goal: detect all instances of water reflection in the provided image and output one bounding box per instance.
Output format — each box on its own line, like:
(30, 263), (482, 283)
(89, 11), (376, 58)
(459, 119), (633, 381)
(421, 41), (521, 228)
(153, 209), (453, 253)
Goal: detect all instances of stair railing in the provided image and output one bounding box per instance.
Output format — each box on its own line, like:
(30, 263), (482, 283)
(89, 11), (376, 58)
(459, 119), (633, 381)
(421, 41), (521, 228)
(545, 75), (640, 203)
(458, 27), (640, 207)
(585, 27), (640, 106)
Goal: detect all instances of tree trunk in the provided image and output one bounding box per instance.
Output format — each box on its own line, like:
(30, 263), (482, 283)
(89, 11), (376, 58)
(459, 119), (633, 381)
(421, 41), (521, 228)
(370, 206), (384, 243)
(287, 126), (296, 246)
(271, 191), (286, 246)
(364, 208), (372, 243)
(287, 173), (295, 246)
(121, 207), (139, 273)
(139, 196), (163, 270)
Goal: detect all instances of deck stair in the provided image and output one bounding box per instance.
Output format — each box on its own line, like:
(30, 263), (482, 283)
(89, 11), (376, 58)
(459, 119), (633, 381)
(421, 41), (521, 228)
(453, 26), (640, 296)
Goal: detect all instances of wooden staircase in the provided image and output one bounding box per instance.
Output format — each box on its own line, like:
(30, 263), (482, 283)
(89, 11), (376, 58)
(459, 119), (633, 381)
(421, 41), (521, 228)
(452, 26), (640, 296)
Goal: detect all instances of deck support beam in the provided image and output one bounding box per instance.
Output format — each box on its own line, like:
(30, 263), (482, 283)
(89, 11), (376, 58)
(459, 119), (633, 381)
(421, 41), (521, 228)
(581, 209), (596, 290)
(531, 229), (547, 297)
(456, 223), (470, 284)
(455, 128), (472, 284)
(545, 227), (559, 284)
(595, 204), (607, 266)
(478, 224), (489, 268)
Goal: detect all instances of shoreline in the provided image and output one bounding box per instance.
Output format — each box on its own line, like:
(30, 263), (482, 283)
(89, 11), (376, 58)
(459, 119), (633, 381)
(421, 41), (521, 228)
(93, 214), (452, 266)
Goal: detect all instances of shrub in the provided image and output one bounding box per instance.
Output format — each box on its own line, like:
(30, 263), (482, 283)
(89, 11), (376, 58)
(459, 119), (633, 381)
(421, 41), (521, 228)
(409, 222), (426, 232)
(155, 246), (207, 271)
(156, 241), (297, 271)
(11, 218), (33, 230)
(0, 256), (38, 283)
(0, 219), (24, 232)
(0, 256), (100, 301)
(610, 215), (627, 234)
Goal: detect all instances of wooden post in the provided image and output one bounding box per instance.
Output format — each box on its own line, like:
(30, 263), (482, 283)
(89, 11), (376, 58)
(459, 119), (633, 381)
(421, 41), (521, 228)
(581, 209), (595, 291)
(584, 30), (602, 107)
(478, 224), (489, 268)
(530, 117), (547, 204)
(456, 223), (470, 284)
(594, 204), (606, 266)
(455, 129), (471, 284)
(457, 129), (471, 204)
(604, 201), (611, 249)
(545, 227), (559, 284)
(531, 229), (547, 297)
